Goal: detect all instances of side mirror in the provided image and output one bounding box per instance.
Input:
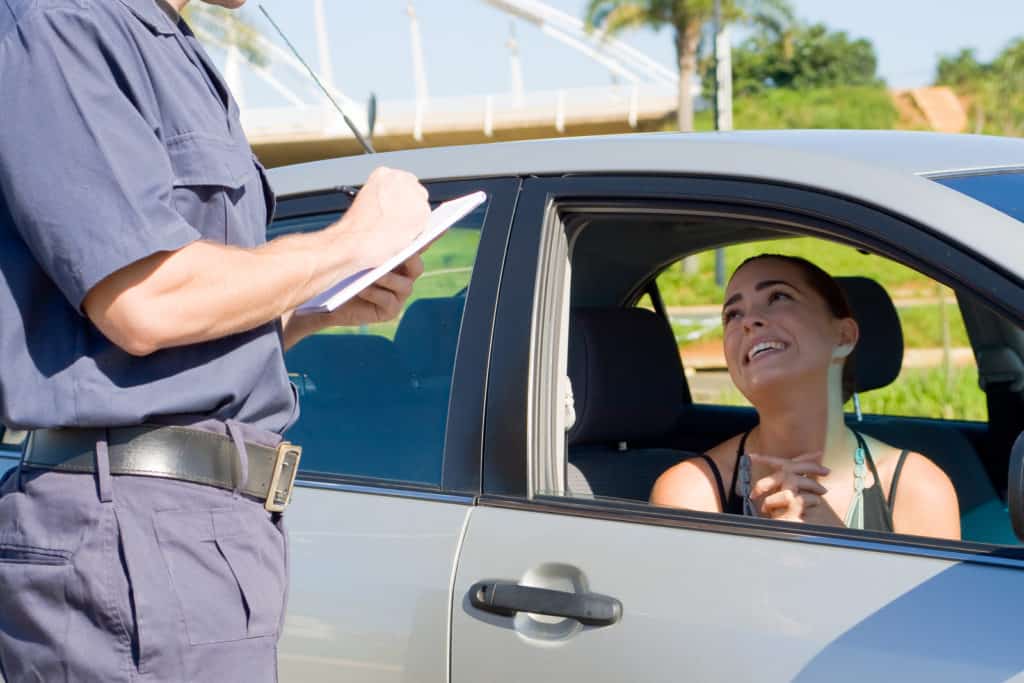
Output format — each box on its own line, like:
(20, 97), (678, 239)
(1008, 431), (1024, 540)
(367, 92), (377, 140)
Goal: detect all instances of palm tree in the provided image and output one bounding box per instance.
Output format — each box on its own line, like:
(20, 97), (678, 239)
(584, 0), (794, 132)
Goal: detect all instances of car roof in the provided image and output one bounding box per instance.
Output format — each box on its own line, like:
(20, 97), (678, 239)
(269, 131), (1024, 191)
(268, 131), (1024, 281)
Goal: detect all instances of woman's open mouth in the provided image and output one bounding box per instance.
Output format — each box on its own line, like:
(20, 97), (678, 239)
(746, 340), (789, 364)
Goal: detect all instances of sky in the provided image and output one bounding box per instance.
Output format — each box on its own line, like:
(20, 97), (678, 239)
(244, 0), (1024, 106)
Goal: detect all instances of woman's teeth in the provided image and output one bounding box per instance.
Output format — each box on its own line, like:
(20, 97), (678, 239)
(747, 341), (787, 362)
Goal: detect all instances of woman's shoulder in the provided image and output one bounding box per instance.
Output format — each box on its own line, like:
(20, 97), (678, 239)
(858, 432), (960, 539)
(859, 432), (936, 486)
(649, 434), (743, 511)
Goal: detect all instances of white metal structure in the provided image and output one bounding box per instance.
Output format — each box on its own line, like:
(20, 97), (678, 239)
(191, 1), (688, 161)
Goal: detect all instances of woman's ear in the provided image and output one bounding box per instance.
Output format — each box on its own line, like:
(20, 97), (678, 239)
(833, 317), (860, 360)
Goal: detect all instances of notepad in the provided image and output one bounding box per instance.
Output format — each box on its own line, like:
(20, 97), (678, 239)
(296, 190), (487, 314)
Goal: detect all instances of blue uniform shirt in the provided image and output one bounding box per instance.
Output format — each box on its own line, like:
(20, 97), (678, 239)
(0, 0), (298, 434)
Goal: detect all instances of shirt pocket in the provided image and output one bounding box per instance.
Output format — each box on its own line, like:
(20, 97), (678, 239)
(154, 507), (286, 645)
(166, 132), (255, 243)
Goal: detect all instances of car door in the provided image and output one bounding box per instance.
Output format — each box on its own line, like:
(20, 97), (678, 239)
(450, 175), (1024, 682)
(269, 177), (518, 682)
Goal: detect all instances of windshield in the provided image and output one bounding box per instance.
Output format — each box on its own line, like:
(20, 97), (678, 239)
(934, 171), (1024, 224)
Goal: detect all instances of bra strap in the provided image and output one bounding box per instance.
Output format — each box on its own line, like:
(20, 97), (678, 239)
(888, 449), (911, 508)
(694, 454), (727, 512)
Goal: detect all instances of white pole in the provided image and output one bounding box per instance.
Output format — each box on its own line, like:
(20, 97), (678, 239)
(715, 25), (733, 131)
(224, 44), (245, 109)
(407, 1), (429, 141)
(312, 0), (335, 92)
(508, 21), (525, 107)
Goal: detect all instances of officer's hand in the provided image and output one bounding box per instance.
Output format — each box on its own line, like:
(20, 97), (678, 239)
(333, 167), (430, 269)
(316, 253), (425, 328)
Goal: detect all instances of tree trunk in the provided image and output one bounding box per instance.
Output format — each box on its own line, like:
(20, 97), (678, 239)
(675, 20), (702, 133)
(677, 19), (703, 275)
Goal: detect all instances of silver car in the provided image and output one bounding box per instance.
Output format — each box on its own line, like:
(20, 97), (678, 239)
(4, 130), (1024, 682)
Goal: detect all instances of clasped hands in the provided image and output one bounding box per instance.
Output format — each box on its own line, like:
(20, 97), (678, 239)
(747, 452), (844, 526)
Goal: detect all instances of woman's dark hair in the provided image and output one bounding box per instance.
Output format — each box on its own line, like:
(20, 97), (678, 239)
(732, 254), (858, 402)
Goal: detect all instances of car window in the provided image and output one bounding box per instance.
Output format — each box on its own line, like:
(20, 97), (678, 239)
(271, 200), (487, 485)
(934, 171), (1024, 224)
(550, 218), (1019, 547)
(658, 238), (987, 422)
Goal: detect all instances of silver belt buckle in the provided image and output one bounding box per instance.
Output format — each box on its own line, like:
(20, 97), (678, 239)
(265, 441), (302, 513)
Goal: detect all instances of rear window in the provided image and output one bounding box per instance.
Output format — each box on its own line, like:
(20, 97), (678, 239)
(272, 200), (487, 486)
(934, 172), (1024, 223)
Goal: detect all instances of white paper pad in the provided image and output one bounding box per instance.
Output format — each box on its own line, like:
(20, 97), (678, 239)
(296, 190), (487, 314)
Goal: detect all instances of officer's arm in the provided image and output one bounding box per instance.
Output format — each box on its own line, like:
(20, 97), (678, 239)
(83, 167), (428, 356)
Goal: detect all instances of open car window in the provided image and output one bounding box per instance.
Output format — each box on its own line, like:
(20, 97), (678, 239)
(545, 214), (1019, 547)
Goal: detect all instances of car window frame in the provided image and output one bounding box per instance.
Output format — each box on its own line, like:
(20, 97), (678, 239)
(273, 176), (520, 497)
(481, 173), (1024, 569)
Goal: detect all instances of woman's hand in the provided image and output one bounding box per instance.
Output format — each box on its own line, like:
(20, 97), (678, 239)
(748, 452), (843, 526)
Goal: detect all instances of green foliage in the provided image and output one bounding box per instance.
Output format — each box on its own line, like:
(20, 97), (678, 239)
(711, 366), (986, 421)
(936, 37), (1024, 136)
(716, 22), (881, 96)
(585, 0), (796, 131)
(727, 85), (895, 129)
(898, 304), (969, 349)
(657, 237), (926, 308)
(858, 366), (986, 422)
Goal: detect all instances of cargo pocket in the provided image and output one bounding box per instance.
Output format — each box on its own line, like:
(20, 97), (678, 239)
(165, 131), (254, 244)
(0, 536), (73, 681)
(154, 507), (285, 645)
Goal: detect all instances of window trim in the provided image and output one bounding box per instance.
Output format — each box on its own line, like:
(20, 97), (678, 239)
(479, 494), (1024, 571)
(482, 173), (1024, 560)
(274, 177), (520, 496)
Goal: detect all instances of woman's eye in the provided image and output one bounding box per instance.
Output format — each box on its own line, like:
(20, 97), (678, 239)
(768, 291), (792, 303)
(723, 309), (739, 324)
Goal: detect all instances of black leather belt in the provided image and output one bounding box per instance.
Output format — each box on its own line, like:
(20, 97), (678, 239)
(22, 425), (302, 512)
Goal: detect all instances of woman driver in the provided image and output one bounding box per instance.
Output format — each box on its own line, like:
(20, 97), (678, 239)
(651, 255), (960, 539)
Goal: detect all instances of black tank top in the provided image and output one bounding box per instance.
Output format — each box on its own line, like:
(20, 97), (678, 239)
(696, 430), (909, 533)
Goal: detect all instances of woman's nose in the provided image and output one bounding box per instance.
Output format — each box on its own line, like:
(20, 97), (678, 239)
(742, 313), (765, 333)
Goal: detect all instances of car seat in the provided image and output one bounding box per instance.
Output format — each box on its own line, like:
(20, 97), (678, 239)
(566, 308), (694, 500)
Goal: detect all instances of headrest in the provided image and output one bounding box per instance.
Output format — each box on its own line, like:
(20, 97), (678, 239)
(285, 334), (410, 398)
(568, 308), (686, 446)
(836, 276), (903, 392)
(393, 297), (464, 378)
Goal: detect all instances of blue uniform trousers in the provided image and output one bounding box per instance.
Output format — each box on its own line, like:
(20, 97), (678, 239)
(0, 447), (288, 682)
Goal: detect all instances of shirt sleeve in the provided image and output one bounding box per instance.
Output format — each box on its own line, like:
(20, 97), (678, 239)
(0, 6), (201, 312)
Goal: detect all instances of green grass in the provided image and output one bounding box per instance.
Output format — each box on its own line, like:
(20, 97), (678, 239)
(660, 237), (970, 353)
(690, 85), (898, 132)
(672, 302), (970, 352)
(657, 237), (937, 308)
(897, 304), (970, 348)
(710, 366), (987, 422)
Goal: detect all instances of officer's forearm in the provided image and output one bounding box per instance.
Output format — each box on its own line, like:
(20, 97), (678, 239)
(82, 225), (367, 356)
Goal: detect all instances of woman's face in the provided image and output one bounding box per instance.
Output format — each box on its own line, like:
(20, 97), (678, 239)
(721, 258), (856, 404)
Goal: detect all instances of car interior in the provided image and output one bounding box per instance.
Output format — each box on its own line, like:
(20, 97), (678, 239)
(560, 211), (1024, 546)
(283, 294), (465, 484)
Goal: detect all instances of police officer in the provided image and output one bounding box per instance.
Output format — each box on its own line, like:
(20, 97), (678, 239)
(0, 0), (430, 680)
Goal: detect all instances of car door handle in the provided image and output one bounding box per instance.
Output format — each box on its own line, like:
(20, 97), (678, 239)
(469, 580), (622, 626)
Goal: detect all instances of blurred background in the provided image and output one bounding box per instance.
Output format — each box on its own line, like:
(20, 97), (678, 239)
(186, 0), (1024, 167)
(186, 0), (1023, 419)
